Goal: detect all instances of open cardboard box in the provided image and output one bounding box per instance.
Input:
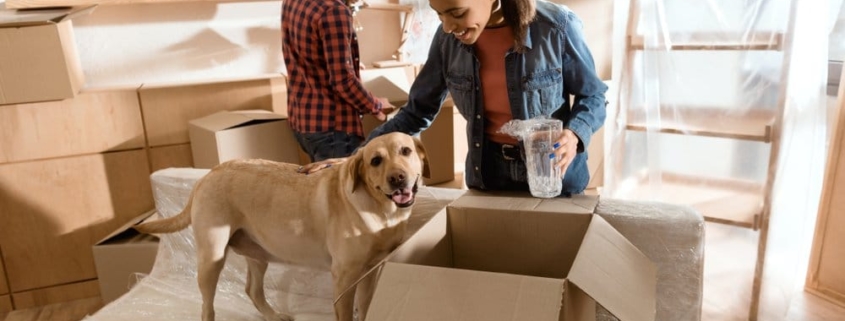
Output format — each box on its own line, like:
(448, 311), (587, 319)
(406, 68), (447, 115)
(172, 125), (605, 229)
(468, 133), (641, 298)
(188, 109), (302, 168)
(369, 192), (657, 321)
(92, 210), (159, 303)
(360, 66), (414, 107)
(0, 6), (93, 105)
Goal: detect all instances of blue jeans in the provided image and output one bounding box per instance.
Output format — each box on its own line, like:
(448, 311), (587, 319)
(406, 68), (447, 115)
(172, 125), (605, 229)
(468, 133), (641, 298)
(477, 140), (589, 197)
(293, 131), (363, 162)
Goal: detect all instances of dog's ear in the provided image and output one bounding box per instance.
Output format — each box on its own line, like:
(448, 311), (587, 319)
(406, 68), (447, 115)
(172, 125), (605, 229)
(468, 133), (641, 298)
(345, 149), (364, 194)
(413, 136), (431, 179)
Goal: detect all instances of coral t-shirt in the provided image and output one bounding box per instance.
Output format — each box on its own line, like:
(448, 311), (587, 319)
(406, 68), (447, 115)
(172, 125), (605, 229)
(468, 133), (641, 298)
(475, 25), (519, 145)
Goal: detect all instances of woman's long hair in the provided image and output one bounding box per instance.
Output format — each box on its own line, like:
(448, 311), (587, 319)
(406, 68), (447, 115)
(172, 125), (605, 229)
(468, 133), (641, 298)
(501, 0), (536, 52)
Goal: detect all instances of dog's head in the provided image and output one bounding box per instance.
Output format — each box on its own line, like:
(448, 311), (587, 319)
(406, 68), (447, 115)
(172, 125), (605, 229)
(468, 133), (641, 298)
(344, 132), (430, 208)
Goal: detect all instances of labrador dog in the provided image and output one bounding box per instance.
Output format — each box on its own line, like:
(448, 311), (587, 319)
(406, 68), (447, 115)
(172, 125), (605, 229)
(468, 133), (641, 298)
(134, 132), (429, 321)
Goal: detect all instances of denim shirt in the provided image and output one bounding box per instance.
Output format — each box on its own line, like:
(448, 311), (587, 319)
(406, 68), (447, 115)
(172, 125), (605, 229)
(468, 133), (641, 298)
(369, 0), (608, 190)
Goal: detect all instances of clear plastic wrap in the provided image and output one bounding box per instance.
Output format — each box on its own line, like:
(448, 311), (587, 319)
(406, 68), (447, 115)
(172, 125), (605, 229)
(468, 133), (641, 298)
(85, 167), (465, 321)
(604, 0), (830, 320)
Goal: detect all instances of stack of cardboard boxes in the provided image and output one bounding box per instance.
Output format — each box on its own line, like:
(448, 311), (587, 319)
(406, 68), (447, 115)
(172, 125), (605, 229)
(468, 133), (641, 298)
(0, 6), (299, 310)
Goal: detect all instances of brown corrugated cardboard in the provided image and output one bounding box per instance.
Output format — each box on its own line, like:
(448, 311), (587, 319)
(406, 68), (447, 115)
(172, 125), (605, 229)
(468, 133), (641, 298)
(92, 210), (159, 304)
(11, 280), (99, 310)
(188, 110), (302, 168)
(0, 150), (153, 293)
(369, 192), (657, 321)
(149, 144), (195, 173)
(419, 104), (457, 185)
(270, 76), (289, 118)
(449, 97), (469, 175)
(360, 66), (414, 106)
(0, 295), (12, 314)
(138, 76), (283, 147)
(0, 247), (7, 295)
(0, 88), (144, 164)
(0, 6), (93, 105)
(375, 263), (564, 320)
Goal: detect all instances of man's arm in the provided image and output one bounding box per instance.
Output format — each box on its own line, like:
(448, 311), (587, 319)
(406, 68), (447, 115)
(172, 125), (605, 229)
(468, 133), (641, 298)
(320, 4), (383, 115)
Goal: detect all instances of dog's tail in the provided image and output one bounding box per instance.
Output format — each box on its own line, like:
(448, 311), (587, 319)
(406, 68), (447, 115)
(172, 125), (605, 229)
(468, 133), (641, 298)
(133, 188), (195, 234)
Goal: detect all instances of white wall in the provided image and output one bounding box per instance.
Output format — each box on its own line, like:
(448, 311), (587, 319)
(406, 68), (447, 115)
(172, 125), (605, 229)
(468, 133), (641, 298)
(71, 1), (285, 89)
(0, 0), (614, 88)
(0, 0), (403, 89)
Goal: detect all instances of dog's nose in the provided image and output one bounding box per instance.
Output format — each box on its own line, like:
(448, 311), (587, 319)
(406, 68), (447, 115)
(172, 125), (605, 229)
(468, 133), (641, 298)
(388, 172), (406, 188)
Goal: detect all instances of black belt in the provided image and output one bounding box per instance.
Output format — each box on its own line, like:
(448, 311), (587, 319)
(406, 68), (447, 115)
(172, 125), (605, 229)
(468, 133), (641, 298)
(494, 142), (522, 161)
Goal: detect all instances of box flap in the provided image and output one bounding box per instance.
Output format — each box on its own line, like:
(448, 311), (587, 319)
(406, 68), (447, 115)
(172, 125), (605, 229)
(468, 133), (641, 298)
(96, 210), (157, 246)
(563, 280), (597, 321)
(360, 67), (413, 105)
(567, 215), (657, 321)
(0, 5), (95, 27)
(189, 110), (284, 132)
(454, 191), (598, 215)
(367, 262), (564, 321)
(365, 76), (410, 104)
(447, 196), (594, 279)
(534, 194), (600, 214)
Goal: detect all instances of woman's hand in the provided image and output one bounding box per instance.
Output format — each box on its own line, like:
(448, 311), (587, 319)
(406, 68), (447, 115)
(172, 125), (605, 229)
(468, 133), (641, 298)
(296, 157), (348, 174)
(551, 129), (579, 178)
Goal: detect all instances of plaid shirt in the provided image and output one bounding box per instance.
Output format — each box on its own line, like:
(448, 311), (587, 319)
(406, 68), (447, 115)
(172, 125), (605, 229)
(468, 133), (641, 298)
(282, 0), (382, 137)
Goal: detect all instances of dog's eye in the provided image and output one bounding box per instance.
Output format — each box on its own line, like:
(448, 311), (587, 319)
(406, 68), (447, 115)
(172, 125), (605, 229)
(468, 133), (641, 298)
(401, 146), (412, 156)
(370, 156), (382, 166)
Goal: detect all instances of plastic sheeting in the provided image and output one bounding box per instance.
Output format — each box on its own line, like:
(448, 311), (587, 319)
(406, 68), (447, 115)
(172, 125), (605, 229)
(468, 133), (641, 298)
(86, 166), (706, 321)
(604, 0), (830, 320)
(84, 168), (465, 321)
(596, 199), (705, 321)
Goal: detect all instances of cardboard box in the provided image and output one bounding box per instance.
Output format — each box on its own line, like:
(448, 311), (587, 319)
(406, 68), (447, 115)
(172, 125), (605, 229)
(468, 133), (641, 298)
(369, 192), (657, 321)
(0, 150), (153, 294)
(188, 110), (302, 169)
(11, 280), (99, 310)
(445, 96), (468, 175)
(360, 66), (414, 106)
(139, 75), (286, 147)
(0, 294), (11, 314)
(0, 87), (144, 164)
(92, 210), (159, 304)
(0, 247), (7, 295)
(149, 144), (195, 173)
(419, 104), (456, 185)
(0, 6), (93, 105)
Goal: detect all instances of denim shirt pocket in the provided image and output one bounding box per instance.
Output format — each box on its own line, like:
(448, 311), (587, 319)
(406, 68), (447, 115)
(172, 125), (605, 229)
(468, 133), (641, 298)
(446, 73), (474, 114)
(522, 68), (564, 116)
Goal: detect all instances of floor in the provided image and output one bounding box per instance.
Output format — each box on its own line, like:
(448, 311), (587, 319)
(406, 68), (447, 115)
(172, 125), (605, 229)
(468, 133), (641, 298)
(2, 175), (844, 321)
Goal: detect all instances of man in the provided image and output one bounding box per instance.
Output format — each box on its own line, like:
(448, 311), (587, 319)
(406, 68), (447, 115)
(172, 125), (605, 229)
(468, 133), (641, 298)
(282, 0), (394, 162)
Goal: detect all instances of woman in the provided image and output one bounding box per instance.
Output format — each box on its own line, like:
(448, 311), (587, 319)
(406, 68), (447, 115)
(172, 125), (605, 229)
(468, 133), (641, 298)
(304, 0), (607, 196)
